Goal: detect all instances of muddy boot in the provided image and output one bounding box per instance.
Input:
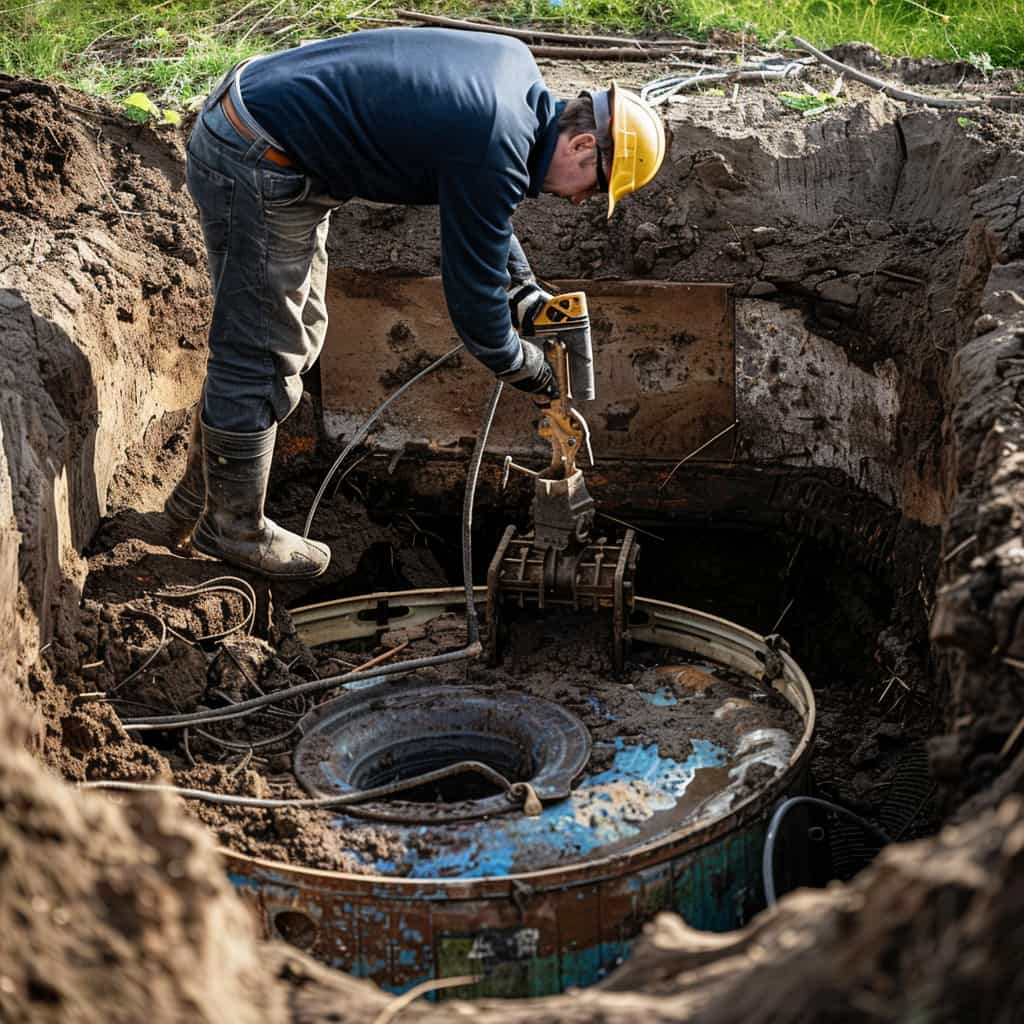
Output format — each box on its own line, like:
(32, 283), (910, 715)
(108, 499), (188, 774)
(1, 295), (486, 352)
(164, 408), (204, 549)
(192, 421), (331, 579)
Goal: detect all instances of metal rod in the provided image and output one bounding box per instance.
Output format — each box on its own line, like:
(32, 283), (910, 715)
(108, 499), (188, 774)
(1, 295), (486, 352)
(659, 420), (739, 490)
(597, 511), (664, 542)
(770, 597), (795, 634)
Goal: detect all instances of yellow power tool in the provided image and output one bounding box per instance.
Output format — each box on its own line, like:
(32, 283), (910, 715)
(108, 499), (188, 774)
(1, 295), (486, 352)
(531, 292), (595, 481)
(487, 291), (640, 672)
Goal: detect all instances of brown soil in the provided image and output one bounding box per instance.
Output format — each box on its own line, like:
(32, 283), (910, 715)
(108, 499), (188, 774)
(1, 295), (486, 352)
(3, 38), (1024, 1024)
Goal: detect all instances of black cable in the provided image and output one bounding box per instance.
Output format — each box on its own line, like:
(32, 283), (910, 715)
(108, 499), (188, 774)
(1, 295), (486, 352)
(119, 381), (503, 733)
(80, 759), (516, 815)
(461, 380), (501, 646)
(762, 795), (892, 906)
(302, 343), (464, 539)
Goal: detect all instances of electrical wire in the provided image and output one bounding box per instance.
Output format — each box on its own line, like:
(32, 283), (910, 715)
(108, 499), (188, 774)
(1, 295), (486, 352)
(762, 795), (892, 906)
(81, 759), (516, 813)
(108, 578), (255, 697)
(153, 576), (257, 642)
(302, 343), (464, 539)
(109, 610), (168, 694)
(641, 58), (812, 105)
(119, 381), (502, 733)
(195, 724), (301, 752)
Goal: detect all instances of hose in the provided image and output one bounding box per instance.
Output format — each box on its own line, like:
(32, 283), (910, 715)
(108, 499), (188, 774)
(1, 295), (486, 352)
(641, 58), (812, 106)
(119, 380), (503, 733)
(81, 758), (521, 819)
(302, 343), (464, 540)
(762, 795), (891, 906)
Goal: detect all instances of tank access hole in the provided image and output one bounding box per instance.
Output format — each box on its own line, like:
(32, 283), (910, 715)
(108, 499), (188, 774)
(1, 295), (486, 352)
(351, 734), (533, 803)
(294, 679), (592, 822)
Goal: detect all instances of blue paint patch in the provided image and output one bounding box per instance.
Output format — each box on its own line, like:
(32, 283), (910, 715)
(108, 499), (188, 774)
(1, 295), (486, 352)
(226, 872), (262, 892)
(351, 957), (389, 977)
(639, 687), (678, 707)
(342, 676), (386, 692)
(346, 738), (728, 880)
(585, 695), (616, 721)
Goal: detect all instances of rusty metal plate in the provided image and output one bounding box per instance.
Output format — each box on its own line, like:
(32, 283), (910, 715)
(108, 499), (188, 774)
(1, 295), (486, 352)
(320, 276), (735, 463)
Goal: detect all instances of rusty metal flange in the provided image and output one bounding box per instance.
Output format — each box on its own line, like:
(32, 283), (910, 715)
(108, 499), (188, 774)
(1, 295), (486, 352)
(294, 680), (592, 824)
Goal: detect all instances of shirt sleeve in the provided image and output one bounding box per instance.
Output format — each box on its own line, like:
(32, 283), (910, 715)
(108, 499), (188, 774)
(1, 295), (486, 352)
(437, 164), (524, 375)
(507, 233), (535, 288)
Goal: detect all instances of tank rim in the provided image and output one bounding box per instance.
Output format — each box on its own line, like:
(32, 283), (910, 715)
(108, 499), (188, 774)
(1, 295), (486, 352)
(221, 587), (815, 893)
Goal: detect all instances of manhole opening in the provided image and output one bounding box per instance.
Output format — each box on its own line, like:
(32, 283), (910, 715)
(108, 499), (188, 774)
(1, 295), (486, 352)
(350, 734), (535, 803)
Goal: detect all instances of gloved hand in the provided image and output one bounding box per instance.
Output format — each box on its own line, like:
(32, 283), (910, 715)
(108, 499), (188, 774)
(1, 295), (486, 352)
(498, 339), (559, 399)
(508, 282), (553, 337)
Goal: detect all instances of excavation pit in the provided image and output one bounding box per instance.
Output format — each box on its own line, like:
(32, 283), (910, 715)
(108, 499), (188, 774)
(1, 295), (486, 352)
(4, 62), (1024, 1022)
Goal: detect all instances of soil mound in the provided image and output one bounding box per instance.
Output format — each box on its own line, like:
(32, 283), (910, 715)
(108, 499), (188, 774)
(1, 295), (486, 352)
(0, 685), (284, 1023)
(0, 76), (283, 1024)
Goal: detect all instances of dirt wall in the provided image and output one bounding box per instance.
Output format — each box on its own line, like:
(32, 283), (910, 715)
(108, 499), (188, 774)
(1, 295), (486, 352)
(0, 77), (285, 1023)
(323, 77), (1024, 536)
(0, 76), (209, 689)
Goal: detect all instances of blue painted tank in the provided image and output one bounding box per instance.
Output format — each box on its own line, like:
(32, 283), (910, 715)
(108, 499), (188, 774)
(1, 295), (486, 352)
(223, 588), (815, 999)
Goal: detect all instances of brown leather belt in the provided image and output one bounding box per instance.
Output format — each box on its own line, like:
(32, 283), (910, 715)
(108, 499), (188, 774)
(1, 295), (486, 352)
(220, 90), (294, 168)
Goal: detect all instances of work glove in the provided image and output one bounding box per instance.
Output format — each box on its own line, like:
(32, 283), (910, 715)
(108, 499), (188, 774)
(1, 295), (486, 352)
(498, 339), (559, 399)
(508, 282), (553, 337)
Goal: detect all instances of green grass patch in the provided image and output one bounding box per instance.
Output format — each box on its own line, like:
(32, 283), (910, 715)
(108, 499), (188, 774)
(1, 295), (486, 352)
(504, 0), (1024, 66)
(1, 0), (1021, 108)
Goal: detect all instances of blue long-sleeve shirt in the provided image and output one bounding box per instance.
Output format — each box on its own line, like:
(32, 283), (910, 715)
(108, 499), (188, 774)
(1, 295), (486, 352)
(240, 28), (563, 373)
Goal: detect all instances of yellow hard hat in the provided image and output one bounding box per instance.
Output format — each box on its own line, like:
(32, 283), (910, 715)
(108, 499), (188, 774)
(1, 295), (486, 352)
(585, 84), (666, 218)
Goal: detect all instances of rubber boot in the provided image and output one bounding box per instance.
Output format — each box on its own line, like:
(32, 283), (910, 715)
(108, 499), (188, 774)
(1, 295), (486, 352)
(192, 421), (331, 579)
(164, 408), (204, 549)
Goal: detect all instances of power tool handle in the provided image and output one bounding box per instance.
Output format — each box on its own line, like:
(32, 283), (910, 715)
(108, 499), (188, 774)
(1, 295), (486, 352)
(567, 326), (595, 402)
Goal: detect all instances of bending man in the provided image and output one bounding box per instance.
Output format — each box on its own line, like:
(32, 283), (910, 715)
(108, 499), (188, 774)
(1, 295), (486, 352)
(169, 27), (665, 579)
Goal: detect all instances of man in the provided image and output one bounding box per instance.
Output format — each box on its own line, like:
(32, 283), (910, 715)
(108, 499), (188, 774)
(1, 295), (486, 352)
(168, 27), (665, 579)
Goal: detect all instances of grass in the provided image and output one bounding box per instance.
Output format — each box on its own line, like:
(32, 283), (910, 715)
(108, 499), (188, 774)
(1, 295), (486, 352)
(0, 0), (1021, 110)
(504, 0), (1024, 66)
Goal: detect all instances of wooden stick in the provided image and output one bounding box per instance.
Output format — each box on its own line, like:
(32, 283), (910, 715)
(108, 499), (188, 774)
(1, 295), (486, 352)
(89, 159), (129, 227)
(791, 34), (1023, 112)
(396, 9), (706, 49)
(879, 269), (926, 285)
(350, 642), (410, 675)
(998, 713), (1024, 760)
(529, 44), (678, 61)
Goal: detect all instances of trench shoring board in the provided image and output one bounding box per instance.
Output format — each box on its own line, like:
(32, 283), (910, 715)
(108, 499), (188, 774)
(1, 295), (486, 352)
(320, 276), (735, 463)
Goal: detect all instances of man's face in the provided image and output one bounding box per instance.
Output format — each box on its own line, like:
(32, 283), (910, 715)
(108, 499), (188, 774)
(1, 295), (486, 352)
(542, 132), (602, 206)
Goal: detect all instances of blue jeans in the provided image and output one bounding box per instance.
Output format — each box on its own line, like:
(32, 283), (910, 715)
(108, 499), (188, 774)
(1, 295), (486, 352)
(186, 73), (341, 432)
